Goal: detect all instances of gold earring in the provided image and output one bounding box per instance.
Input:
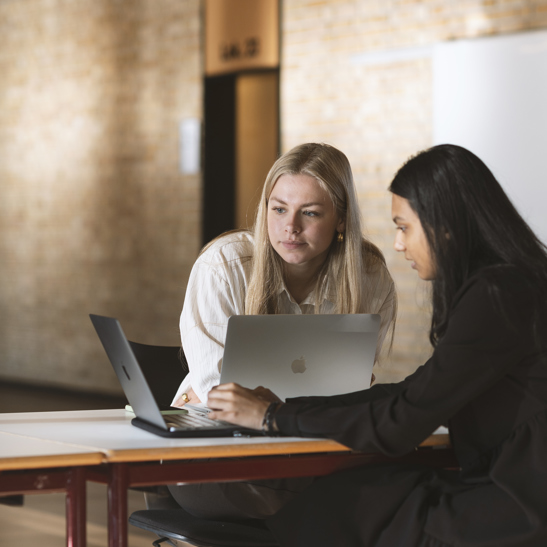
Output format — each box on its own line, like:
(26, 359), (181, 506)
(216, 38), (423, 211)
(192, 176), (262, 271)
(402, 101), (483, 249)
(337, 232), (344, 243)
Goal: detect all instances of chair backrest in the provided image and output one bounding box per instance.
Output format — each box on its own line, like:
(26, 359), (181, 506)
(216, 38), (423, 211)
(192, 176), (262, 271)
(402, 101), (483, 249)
(127, 341), (189, 409)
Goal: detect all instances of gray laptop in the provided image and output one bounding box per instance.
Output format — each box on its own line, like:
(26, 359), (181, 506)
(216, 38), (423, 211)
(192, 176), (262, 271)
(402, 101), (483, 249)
(90, 313), (379, 438)
(219, 314), (380, 400)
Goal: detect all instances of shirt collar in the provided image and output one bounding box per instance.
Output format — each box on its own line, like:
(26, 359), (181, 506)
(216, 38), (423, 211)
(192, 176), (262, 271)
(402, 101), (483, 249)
(276, 277), (336, 307)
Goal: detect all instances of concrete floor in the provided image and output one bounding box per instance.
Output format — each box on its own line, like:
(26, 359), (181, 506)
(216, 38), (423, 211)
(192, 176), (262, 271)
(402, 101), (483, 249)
(0, 382), (158, 547)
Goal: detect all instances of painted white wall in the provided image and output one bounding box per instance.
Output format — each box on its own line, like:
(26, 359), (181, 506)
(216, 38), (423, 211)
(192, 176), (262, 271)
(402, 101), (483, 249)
(433, 30), (547, 244)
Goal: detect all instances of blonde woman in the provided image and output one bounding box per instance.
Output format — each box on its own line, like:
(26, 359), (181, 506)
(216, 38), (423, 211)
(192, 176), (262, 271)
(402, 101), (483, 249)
(152, 143), (396, 521)
(172, 142), (396, 409)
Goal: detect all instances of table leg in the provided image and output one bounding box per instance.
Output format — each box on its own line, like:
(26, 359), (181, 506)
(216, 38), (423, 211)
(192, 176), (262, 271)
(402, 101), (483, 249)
(66, 467), (86, 547)
(108, 463), (128, 547)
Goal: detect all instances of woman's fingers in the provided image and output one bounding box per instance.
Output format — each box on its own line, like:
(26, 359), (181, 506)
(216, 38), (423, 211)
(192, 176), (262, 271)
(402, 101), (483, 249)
(172, 386), (201, 407)
(208, 383), (245, 404)
(252, 386), (282, 403)
(186, 387), (201, 404)
(207, 383), (252, 410)
(207, 383), (269, 430)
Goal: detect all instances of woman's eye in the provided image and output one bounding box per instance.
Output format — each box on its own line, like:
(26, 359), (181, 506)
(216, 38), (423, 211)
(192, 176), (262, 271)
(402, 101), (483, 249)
(303, 210), (318, 217)
(273, 207), (285, 214)
(396, 226), (406, 233)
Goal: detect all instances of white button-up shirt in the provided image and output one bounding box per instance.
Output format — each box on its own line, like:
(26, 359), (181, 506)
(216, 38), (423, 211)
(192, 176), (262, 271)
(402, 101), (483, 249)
(172, 231), (396, 404)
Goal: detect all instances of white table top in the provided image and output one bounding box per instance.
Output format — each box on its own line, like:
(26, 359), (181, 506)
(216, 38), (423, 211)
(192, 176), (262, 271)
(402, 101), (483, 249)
(0, 409), (351, 462)
(0, 431), (103, 470)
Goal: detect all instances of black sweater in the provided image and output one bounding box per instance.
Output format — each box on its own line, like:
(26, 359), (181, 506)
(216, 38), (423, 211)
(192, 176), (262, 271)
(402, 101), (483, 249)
(269, 267), (547, 547)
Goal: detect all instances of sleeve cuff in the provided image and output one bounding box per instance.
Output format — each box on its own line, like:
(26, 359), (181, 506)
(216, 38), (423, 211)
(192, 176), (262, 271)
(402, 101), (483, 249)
(273, 403), (302, 436)
(171, 376), (192, 406)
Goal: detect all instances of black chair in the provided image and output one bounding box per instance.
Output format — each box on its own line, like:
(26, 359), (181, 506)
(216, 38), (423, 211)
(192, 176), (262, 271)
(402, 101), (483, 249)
(129, 508), (279, 547)
(127, 341), (188, 409)
(0, 495), (24, 506)
(126, 341), (279, 546)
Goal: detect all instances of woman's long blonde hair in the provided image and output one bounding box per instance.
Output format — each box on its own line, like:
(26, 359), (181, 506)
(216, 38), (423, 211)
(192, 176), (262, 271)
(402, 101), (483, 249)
(245, 142), (386, 315)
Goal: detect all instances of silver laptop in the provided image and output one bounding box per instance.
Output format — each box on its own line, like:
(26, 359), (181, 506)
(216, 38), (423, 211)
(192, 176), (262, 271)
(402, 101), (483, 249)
(90, 314), (258, 438)
(219, 314), (379, 400)
(90, 313), (379, 438)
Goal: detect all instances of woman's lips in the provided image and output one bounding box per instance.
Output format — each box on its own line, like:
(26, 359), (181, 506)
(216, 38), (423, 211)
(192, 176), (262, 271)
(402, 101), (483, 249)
(281, 240), (306, 250)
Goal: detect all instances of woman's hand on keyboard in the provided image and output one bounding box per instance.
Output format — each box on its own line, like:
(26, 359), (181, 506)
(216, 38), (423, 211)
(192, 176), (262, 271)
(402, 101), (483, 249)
(173, 387), (200, 408)
(207, 383), (270, 431)
(252, 386), (282, 403)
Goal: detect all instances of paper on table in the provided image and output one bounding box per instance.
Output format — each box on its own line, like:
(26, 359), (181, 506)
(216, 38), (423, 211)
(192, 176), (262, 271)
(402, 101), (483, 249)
(124, 405), (188, 416)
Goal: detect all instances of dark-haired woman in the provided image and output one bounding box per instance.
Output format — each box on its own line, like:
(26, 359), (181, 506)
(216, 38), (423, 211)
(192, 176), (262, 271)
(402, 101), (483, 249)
(208, 144), (547, 546)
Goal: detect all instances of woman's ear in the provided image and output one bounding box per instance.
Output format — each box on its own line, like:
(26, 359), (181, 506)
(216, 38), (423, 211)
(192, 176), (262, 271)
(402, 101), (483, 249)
(337, 217), (346, 233)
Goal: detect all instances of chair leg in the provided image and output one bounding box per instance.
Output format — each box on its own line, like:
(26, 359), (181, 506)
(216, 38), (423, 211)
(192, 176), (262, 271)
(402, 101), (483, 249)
(152, 538), (177, 547)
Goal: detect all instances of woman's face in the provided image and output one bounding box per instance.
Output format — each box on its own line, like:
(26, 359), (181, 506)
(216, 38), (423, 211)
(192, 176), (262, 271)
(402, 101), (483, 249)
(392, 194), (436, 280)
(267, 174), (344, 271)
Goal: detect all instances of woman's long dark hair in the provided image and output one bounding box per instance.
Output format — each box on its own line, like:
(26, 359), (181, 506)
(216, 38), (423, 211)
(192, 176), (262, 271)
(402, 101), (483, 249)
(389, 144), (547, 346)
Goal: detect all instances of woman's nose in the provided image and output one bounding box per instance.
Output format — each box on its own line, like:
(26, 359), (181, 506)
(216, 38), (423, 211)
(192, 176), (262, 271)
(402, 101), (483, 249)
(394, 232), (405, 252)
(285, 214), (301, 233)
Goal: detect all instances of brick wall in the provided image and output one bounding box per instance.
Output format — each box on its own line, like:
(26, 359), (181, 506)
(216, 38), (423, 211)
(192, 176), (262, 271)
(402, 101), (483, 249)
(0, 0), (202, 394)
(2, 0), (546, 393)
(281, 0), (547, 382)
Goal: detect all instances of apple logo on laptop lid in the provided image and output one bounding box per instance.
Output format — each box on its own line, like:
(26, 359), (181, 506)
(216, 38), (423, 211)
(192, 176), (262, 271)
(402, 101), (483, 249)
(291, 356), (306, 374)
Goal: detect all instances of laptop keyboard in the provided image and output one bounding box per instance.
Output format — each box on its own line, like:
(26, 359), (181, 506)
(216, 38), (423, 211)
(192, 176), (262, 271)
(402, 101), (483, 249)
(165, 412), (225, 430)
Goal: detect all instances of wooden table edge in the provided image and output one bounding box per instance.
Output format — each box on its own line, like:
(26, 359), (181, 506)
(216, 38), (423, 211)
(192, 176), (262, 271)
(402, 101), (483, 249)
(102, 434), (451, 463)
(103, 439), (351, 462)
(0, 452), (104, 471)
